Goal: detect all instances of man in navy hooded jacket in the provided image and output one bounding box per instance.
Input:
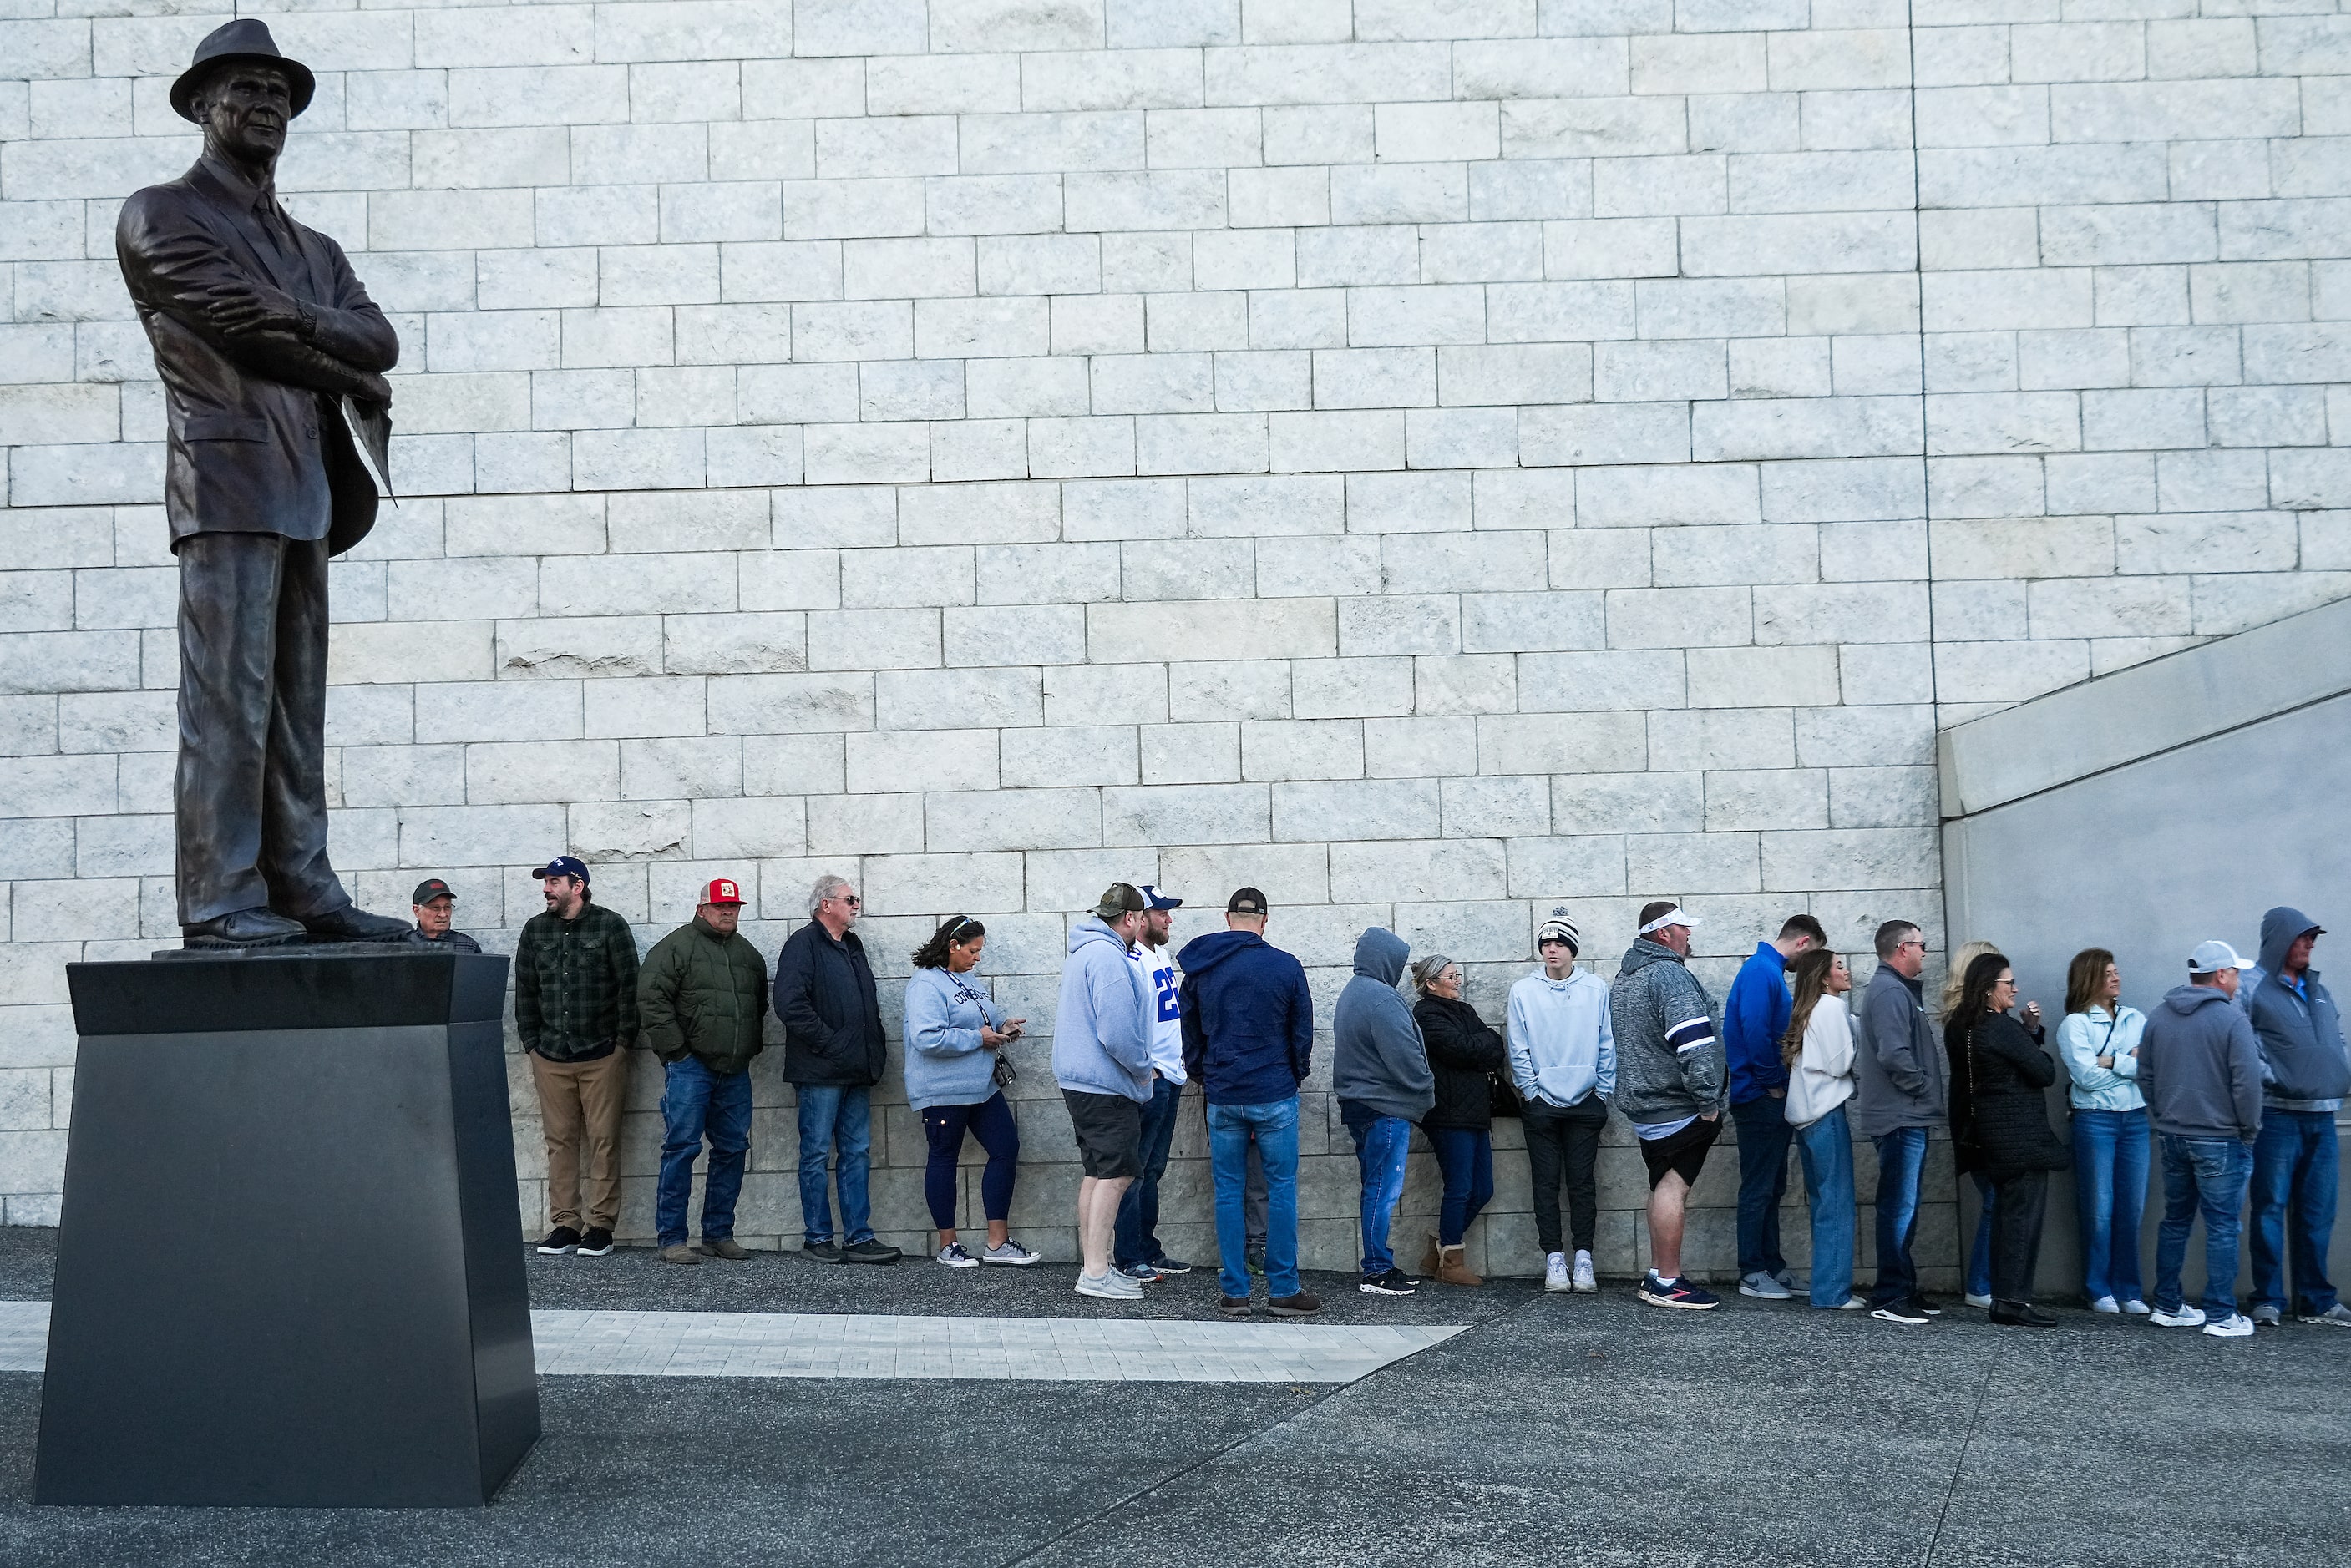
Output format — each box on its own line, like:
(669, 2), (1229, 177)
(1178, 886), (1318, 1318)
(2242, 906), (2351, 1326)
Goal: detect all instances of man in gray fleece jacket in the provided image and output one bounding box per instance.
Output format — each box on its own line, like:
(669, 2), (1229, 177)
(2141, 940), (2265, 1335)
(1609, 902), (1726, 1309)
(1334, 927), (1432, 1295)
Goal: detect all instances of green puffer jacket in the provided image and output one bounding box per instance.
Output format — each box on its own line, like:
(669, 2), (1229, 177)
(638, 917), (770, 1075)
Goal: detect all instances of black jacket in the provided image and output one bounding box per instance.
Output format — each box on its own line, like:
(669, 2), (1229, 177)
(1947, 1010), (2065, 1178)
(774, 921), (885, 1087)
(1415, 994), (1507, 1131)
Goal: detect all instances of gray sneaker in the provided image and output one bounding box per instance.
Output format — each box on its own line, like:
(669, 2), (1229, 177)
(2252, 1302), (2283, 1327)
(981, 1239), (1040, 1266)
(2299, 1303), (2351, 1327)
(1076, 1268), (1145, 1301)
(1738, 1272), (1793, 1301)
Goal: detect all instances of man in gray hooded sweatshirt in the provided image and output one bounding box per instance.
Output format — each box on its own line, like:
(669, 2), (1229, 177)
(1334, 927), (1431, 1296)
(2242, 906), (2351, 1327)
(1055, 883), (1158, 1302)
(1610, 902), (1726, 1310)
(2141, 940), (2265, 1337)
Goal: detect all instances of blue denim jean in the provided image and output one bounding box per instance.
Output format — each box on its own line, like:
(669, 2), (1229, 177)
(2250, 1107), (2341, 1316)
(1793, 1105), (1857, 1308)
(1429, 1125), (1494, 1247)
(1208, 1096), (1300, 1298)
(2155, 1133), (2254, 1319)
(1967, 1172), (1996, 1300)
(795, 1083), (874, 1246)
(1870, 1125), (1929, 1308)
(1114, 1075), (1183, 1268)
(1730, 1093), (1794, 1280)
(656, 1056), (753, 1248)
(1347, 1113), (1413, 1277)
(2071, 1105), (2150, 1303)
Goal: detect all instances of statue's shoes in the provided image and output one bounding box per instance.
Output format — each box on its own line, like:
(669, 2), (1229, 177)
(183, 908), (307, 946)
(300, 905), (413, 943)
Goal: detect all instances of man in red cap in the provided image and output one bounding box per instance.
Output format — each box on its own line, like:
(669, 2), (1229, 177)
(637, 878), (768, 1265)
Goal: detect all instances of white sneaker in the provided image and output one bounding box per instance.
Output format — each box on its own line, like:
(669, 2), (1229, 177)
(1544, 1252), (1571, 1292)
(2121, 1299), (2151, 1315)
(2148, 1302), (2207, 1328)
(2088, 1295), (2119, 1313)
(936, 1242), (978, 1269)
(981, 1239), (1039, 1267)
(1076, 1269), (1144, 1301)
(1963, 1292), (1993, 1309)
(2203, 1313), (2255, 1338)
(1832, 1295), (1869, 1310)
(1573, 1251), (1597, 1293)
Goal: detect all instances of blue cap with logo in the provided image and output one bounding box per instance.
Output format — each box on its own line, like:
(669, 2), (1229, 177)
(1138, 883), (1183, 910)
(532, 854), (590, 883)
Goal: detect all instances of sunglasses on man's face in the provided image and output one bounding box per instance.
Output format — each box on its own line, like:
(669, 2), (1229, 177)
(831, 893), (862, 907)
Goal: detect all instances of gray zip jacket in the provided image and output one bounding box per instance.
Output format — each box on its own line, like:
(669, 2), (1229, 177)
(1609, 939), (1725, 1126)
(1850, 964), (1946, 1139)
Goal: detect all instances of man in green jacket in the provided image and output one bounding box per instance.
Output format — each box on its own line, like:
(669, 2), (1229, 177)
(517, 855), (638, 1259)
(640, 876), (768, 1266)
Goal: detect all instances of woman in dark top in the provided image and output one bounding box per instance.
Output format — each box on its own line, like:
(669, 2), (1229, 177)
(1412, 953), (1506, 1288)
(1945, 951), (2069, 1326)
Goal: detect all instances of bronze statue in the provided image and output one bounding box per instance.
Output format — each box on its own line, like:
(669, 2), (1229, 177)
(117, 21), (410, 946)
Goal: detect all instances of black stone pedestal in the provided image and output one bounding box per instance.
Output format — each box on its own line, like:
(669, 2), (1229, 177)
(36, 950), (539, 1506)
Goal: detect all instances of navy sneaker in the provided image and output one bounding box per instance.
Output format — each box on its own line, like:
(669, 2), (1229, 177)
(1359, 1267), (1416, 1296)
(1637, 1271), (1720, 1310)
(1117, 1261), (1163, 1282)
(1147, 1255), (1193, 1276)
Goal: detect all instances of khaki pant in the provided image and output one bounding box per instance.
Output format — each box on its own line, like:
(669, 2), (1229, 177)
(531, 1049), (629, 1232)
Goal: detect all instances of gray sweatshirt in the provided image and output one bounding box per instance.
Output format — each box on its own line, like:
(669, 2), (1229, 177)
(1608, 938), (1725, 1128)
(1332, 928), (1434, 1122)
(2142, 982), (2265, 1143)
(1850, 964), (1946, 1139)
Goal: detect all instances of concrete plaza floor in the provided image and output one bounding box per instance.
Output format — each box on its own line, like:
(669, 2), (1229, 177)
(0, 1227), (2343, 1567)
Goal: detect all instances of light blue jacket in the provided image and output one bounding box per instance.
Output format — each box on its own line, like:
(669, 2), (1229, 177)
(903, 965), (1007, 1112)
(1052, 917), (1155, 1102)
(2056, 1005), (2146, 1113)
(1506, 967), (1615, 1108)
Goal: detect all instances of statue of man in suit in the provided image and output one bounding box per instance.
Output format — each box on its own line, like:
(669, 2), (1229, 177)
(117, 21), (412, 946)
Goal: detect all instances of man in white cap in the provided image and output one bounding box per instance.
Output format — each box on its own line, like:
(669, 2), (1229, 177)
(1609, 901), (1726, 1308)
(2140, 940), (2265, 1337)
(1508, 908), (1614, 1293)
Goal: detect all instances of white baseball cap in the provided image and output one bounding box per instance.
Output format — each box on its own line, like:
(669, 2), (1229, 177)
(2188, 939), (2255, 974)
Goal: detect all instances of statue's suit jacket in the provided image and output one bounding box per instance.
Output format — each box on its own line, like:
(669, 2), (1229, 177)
(116, 154), (396, 555)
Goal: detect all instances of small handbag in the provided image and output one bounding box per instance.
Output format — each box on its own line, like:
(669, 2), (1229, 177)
(1486, 1070), (1523, 1119)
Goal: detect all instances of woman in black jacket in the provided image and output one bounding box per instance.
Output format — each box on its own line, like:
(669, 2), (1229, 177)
(1411, 954), (1506, 1287)
(1946, 951), (2068, 1326)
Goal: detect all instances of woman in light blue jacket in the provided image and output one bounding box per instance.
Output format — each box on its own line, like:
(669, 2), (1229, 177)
(2055, 947), (2149, 1314)
(904, 916), (1037, 1269)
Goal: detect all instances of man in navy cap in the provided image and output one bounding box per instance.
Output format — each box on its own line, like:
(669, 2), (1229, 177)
(117, 21), (403, 947)
(1114, 884), (1195, 1282)
(515, 856), (638, 1259)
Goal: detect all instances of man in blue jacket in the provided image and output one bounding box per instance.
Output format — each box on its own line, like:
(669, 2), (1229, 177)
(2243, 906), (2351, 1328)
(1178, 887), (1319, 1318)
(1724, 914), (1825, 1301)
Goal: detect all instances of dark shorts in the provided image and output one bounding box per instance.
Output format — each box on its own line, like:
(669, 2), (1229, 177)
(1639, 1115), (1721, 1191)
(1062, 1089), (1143, 1180)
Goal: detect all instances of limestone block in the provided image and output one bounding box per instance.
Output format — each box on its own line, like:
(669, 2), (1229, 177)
(1411, 653), (1514, 715)
(846, 729), (1000, 794)
(1512, 649), (1674, 711)
(1475, 711), (1647, 774)
(804, 792), (925, 856)
(621, 737), (742, 803)
(1553, 771), (1703, 837)
(1437, 775), (1550, 839)
(924, 787), (1101, 852)
(708, 670), (877, 733)
(1136, 720), (1239, 784)
(1503, 835), (1627, 900)
(874, 665), (1036, 728)
(1648, 706), (1793, 771)
(1520, 402), (1690, 468)
(743, 734), (845, 797)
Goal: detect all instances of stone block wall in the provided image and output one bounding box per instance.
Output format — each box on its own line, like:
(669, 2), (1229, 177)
(0, 0), (2343, 1276)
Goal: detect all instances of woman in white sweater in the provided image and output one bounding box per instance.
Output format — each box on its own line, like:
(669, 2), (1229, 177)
(1782, 948), (1865, 1310)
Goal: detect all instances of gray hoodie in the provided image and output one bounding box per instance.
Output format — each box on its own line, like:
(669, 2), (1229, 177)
(2247, 905), (2348, 1112)
(2141, 982), (2265, 1143)
(1332, 928), (1433, 1122)
(1608, 938), (1725, 1128)
(1850, 963), (1946, 1139)
(1052, 916), (1155, 1102)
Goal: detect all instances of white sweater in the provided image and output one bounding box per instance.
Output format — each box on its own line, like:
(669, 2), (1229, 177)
(1785, 993), (1857, 1130)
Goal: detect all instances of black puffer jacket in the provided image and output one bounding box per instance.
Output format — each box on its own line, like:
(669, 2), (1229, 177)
(1415, 994), (1507, 1131)
(1947, 1010), (2066, 1178)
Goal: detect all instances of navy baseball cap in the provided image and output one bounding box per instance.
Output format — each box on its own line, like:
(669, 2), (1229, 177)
(1138, 883), (1183, 910)
(532, 855), (590, 883)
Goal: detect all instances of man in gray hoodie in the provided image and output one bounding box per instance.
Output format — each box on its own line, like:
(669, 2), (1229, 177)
(1054, 883), (1158, 1302)
(2242, 905), (2351, 1327)
(1609, 902), (1726, 1310)
(2141, 940), (2265, 1337)
(1333, 927), (1431, 1296)
(1849, 918), (1944, 1323)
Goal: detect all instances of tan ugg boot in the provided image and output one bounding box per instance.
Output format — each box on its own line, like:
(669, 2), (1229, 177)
(1418, 1232), (1442, 1277)
(1437, 1243), (1483, 1287)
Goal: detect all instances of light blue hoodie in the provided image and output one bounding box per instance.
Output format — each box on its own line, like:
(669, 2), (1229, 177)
(1052, 916), (1154, 1102)
(903, 964), (1008, 1112)
(1507, 965), (1616, 1108)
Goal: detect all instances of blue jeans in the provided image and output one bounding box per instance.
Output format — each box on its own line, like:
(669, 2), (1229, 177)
(656, 1056), (752, 1248)
(1208, 1097), (1300, 1298)
(1114, 1075), (1183, 1268)
(2155, 1134), (2254, 1319)
(1730, 1094), (1794, 1279)
(2250, 1108), (2341, 1316)
(1429, 1126), (1494, 1247)
(1793, 1105), (1857, 1308)
(796, 1083), (874, 1246)
(1967, 1171), (1996, 1300)
(2072, 1106), (2150, 1303)
(1870, 1126), (1928, 1308)
(1347, 1112), (1412, 1277)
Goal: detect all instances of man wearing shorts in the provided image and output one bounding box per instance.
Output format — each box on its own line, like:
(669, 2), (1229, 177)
(1054, 883), (1158, 1302)
(1611, 902), (1728, 1309)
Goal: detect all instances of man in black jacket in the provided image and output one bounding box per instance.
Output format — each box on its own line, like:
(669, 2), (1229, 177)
(773, 873), (899, 1264)
(118, 21), (406, 947)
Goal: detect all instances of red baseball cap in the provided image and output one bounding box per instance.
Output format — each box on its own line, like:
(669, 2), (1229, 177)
(702, 878), (745, 907)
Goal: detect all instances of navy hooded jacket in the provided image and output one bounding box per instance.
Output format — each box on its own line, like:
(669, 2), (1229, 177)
(1177, 928), (1315, 1106)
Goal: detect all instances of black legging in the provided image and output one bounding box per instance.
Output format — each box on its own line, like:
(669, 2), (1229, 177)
(921, 1091), (1020, 1230)
(1989, 1168), (2050, 1302)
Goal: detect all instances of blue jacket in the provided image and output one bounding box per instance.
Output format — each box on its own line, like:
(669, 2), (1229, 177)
(1053, 917), (1154, 1102)
(2247, 905), (2349, 1111)
(1176, 928), (1313, 1107)
(902, 965), (1007, 1112)
(1723, 943), (1792, 1104)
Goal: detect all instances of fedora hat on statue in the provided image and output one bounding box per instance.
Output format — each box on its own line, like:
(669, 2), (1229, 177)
(170, 19), (317, 123)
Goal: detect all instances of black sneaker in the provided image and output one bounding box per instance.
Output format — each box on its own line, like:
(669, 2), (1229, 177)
(1871, 1299), (1931, 1323)
(536, 1227), (581, 1255)
(576, 1227), (615, 1257)
(1360, 1267), (1416, 1296)
(842, 1237), (902, 1265)
(1244, 1242), (1266, 1277)
(1908, 1294), (1944, 1317)
(804, 1239), (844, 1263)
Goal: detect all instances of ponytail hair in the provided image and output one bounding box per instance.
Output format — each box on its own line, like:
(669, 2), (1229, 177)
(910, 914), (985, 970)
(1781, 948), (1839, 1067)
